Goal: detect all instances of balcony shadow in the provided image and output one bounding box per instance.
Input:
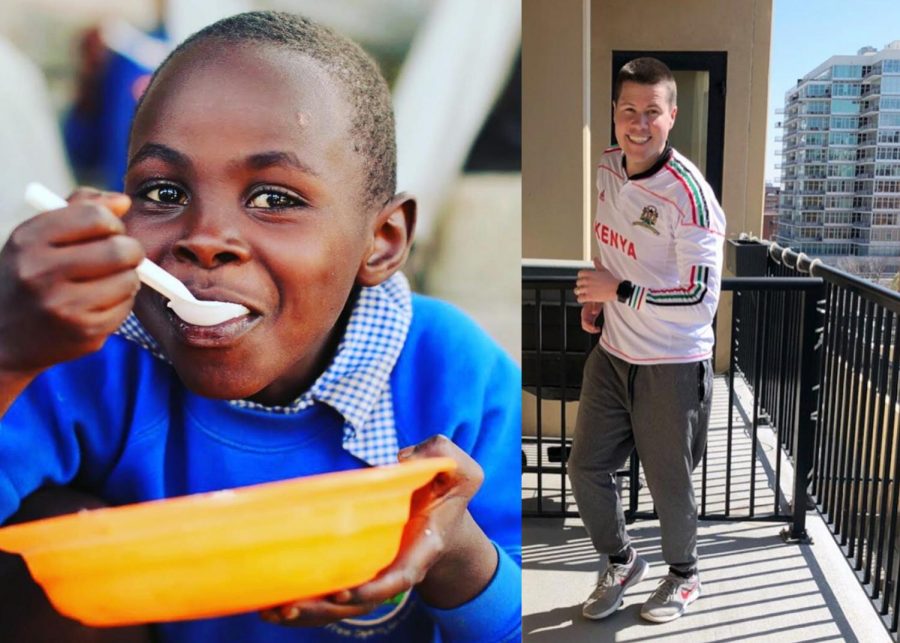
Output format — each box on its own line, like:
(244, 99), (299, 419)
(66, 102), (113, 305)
(524, 517), (867, 641)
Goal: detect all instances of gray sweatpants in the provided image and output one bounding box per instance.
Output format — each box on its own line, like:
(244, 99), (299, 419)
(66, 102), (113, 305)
(568, 346), (712, 573)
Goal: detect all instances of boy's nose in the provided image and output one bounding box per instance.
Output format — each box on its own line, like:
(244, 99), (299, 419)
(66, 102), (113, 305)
(172, 222), (251, 269)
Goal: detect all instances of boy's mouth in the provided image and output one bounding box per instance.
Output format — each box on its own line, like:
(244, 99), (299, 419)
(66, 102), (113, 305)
(153, 290), (262, 347)
(167, 306), (261, 347)
(626, 134), (651, 145)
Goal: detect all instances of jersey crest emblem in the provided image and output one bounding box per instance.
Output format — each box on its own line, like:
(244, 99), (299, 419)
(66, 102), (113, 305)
(599, 189), (606, 202)
(634, 205), (661, 235)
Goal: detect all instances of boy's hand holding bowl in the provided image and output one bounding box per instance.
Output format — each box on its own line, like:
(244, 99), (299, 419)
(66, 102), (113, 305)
(262, 435), (496, 627)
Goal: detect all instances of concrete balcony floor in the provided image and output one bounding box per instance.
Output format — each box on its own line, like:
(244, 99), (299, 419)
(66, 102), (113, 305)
(523, 376), (894, 642)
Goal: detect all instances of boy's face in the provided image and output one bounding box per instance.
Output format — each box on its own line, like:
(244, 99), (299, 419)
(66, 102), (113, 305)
(613, 80), (677, 176)
(124, 43), (377, 404)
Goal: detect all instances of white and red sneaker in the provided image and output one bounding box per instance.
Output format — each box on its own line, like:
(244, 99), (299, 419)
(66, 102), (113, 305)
(640, 572), (702, 623)
(582, 549), (650, 620)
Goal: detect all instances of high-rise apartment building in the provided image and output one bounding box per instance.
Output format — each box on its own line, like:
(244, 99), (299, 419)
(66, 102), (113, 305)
(777, 42), (900, 275)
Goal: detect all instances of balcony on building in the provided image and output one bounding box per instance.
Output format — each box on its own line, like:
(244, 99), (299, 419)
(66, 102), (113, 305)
(524, 241), (900, 641)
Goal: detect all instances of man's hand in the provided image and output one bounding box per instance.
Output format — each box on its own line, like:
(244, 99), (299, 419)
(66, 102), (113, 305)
(575, 257), (619, 304)
(260, 435), (498, 628)
(581, 301), (602, 334)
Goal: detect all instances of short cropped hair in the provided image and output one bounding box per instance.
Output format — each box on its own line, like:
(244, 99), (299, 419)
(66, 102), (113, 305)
(135, 11), (396, 207)
(613, 57), (677, 106)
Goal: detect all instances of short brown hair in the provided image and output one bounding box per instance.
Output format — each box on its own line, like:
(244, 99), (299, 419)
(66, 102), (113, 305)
(613, 57), (677, 106)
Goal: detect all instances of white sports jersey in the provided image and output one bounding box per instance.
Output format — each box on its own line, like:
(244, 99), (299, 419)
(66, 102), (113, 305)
(594, 145), (726, 364)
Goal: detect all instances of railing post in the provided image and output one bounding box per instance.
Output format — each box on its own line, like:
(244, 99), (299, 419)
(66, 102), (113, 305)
(782, 280), (825, 544)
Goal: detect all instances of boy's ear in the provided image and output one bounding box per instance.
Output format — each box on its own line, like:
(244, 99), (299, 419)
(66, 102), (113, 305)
(356, 193), (417, 287)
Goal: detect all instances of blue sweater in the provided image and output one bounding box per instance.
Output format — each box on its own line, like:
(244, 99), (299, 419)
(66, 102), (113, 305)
(0, 295), (522, 642)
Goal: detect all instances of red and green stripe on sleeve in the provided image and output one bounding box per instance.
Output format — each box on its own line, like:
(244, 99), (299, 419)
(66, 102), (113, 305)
(623, 265), (710, 310)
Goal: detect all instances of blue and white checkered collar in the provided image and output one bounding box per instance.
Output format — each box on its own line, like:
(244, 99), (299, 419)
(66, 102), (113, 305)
(115, 272), (413, 466)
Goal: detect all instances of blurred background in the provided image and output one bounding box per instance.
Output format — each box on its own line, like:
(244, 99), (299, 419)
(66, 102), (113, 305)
(0, 0), (520, 359)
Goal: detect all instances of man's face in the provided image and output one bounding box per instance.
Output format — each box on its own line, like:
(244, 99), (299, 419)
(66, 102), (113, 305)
(124, 43), (373, 405)
(613, 80), (677, 176)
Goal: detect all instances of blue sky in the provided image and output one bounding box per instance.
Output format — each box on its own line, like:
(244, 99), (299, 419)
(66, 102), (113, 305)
(765, 0), (900, 183)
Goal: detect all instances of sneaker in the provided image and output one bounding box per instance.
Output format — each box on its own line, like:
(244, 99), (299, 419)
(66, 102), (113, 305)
(639, 572), (701, 623)
(582, 549), (650, 620)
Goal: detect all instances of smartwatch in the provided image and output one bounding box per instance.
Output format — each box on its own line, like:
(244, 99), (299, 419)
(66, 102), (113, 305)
(616, 280), (634, 303)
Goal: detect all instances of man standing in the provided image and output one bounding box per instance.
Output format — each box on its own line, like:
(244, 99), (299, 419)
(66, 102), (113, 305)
(569, 57), (725, 623)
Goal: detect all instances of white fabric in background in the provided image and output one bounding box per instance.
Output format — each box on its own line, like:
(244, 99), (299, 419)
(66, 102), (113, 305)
(0, 37), (73, 243)
(393, 0), (521, 244)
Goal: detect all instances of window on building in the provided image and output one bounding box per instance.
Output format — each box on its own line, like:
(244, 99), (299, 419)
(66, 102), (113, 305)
(833, 64), (863, 79)
(826, 178), (853, 192)
(828, 163), (855, 177)
(802, 196), (825, 208)
(876, 147), (900, 160)
(826, 226), (860, 239)
(870, 227), (900, 241)
(831, 99), (860, 114)
(803, 132), (828, 146)
(830, 116), (859, 129)
(874, 196), (900, 209)
(829, 131), (858, 145)
(832, 82), (861, 97)
(825, 195), (852, 209)
(876, 163), (900, 177)
(804, 101), (830, 114)
(828, 148), (856, 162)
(803, 83), (830, 98)
(803, 116), (829, 130)
(824, 211), (850, 224)
(805, 149), (827, 162)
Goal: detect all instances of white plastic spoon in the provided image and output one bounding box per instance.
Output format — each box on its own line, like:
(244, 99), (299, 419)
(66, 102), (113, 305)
(24, 183), (251, 327)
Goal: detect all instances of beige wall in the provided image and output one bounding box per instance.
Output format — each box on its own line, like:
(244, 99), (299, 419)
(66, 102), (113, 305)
(522, 0), (586, 260)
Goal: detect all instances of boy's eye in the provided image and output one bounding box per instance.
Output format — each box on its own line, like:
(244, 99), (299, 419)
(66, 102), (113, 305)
(143, 185), (187, 205)
(247, 189), (305, 209)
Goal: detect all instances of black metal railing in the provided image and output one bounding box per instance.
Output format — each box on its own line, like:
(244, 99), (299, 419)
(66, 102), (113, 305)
(758, 239), (900, 637)
(522, 263), (596, 518)
(522, 263), (822, 537)
(724, 275), (824, 541)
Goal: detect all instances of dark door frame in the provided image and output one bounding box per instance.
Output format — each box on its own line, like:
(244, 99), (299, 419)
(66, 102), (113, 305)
(611, 51), (727, 201)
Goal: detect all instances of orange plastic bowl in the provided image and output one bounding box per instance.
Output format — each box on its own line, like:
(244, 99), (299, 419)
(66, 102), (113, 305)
(0, 458), (455, 626)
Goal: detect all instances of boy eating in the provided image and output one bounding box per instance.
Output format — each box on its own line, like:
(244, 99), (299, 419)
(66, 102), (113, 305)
(0, 11), (520, 643)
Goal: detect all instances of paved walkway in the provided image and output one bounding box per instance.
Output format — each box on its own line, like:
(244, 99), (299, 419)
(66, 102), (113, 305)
(522, 376), (894, 642)
(524, 515), (891, 642)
